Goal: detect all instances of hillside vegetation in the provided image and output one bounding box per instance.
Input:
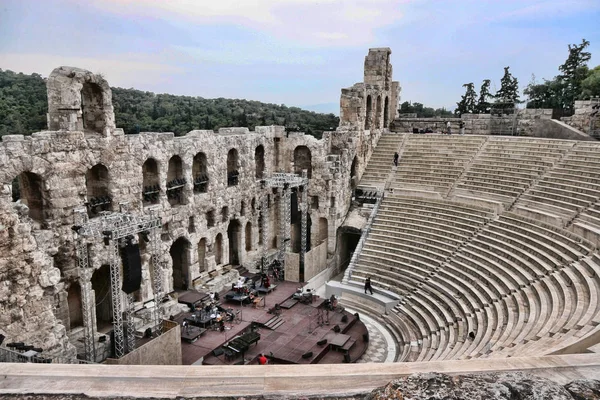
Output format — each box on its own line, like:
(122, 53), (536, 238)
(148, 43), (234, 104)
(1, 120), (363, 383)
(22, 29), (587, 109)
(0, 69), (339, 139)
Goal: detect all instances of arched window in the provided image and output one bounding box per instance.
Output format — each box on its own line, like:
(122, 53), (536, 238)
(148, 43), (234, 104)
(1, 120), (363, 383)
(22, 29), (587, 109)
(81, 82), (107, 133)
(214, 233), (223, 265)
(383, 96), (390, 128)
(142, 158), (160, 205)
(170, 237), (190, 290)
(294, 146), (312, 179)
(86, 164), (111, 217)
(365, 95), (372, 130)
(166, 155), (185, 206)
(375, 95), (382, 129)
(228, 220), (241, 265)
(192, 152), (209, 193)
(227, 149), (239, 186)
(245, 222), (252, 252)
(255, 145), (265, 179)
(12, 171), (46, 223)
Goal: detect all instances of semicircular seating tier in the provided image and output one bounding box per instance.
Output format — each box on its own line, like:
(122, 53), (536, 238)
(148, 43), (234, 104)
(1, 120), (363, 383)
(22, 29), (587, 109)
(344, 133), (600, 363)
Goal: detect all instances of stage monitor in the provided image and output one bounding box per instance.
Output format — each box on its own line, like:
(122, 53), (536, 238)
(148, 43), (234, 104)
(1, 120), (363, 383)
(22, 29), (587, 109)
(121, 243), (142, 294)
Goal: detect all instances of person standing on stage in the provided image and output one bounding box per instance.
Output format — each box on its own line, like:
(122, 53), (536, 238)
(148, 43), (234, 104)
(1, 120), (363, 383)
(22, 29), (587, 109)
(364, 276), (374, 295)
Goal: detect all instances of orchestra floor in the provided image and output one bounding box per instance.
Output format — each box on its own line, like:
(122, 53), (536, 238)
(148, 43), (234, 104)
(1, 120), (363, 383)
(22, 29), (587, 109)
(175, 281), (369, 365)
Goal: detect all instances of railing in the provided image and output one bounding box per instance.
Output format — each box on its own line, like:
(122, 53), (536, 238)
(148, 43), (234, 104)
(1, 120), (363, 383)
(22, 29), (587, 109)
(0, 346), (95, 364)
(342, 190), (384, 284)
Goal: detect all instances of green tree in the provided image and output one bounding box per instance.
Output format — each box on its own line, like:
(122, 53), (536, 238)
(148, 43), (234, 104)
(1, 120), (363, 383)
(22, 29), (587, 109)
(559, 39), (591, 109)
(494, 67), (520, 110)
(580, 65), (600, 100)
(455, 83), (477, 116)
(476, 79), (491, 114)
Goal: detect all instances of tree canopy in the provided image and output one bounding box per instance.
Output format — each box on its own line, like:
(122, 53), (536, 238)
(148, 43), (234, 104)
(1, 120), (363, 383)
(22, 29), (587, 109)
(524, 39), (597, 111)
(0, 69), (339, 139)
(494, 66), (521, 109)
(455, 83), (477, 116)
(398, 101), (453, 118)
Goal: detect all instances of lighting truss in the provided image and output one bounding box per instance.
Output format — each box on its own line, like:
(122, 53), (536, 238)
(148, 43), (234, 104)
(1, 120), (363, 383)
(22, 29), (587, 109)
(73, 206), (162, 360)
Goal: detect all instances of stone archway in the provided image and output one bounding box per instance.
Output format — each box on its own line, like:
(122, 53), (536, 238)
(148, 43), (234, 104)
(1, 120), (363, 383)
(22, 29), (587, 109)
(91, 264), (112, 333)
(227, 149), (240, 186)
(214, 233), (223, 265)
(365, 95), (372, 130)
(294, 146), (312, 179)
(142, 158), (160, 205)
(255, 145), (265, 179)
(170, 237), (190, 290)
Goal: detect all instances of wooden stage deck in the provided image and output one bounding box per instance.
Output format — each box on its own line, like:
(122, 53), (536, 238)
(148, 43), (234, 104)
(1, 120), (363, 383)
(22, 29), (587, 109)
(174, 281), (368, 365)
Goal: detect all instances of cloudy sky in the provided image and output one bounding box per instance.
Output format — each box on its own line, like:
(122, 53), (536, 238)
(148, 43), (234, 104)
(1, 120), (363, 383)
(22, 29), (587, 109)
(1, 0), (599, 114)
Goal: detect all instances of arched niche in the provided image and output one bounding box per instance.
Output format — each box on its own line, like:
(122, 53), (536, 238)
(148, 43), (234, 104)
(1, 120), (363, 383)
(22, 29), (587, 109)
(375, 95), (382, 129)
(255, 145), (265, 179)
(86, 164), (112, 217)
(365, 95), (372, 130)
(214, 233), (223, 265)
(142, 158), (160, 205)
(166, 155), (184, 206)
(81, 82), (108, 134)
(227, 149), (240, 186)
(350, 156), (358, 189)
(384, 96), (390, 128)
(227, 220), (242, 265)
(11, 171), (46, 223)
(192, 152), (209, 193)
(319, 217), (328, 244)
(245, 222), (252, 252)
(294, 146), (312, 179)
(170, 237), (190, 290)
(198, 238), (207, 273)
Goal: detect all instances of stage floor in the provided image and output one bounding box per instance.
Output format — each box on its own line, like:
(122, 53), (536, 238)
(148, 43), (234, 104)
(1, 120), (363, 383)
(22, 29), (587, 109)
(175, 281), (368, 365)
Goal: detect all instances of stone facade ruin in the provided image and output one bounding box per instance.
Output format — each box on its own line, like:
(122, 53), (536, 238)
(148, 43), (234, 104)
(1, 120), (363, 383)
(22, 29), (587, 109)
(0, 49), (399, 359)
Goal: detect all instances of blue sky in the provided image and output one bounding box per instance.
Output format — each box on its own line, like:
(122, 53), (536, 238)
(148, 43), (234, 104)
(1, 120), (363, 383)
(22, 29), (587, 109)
(1, 0), (599, 115)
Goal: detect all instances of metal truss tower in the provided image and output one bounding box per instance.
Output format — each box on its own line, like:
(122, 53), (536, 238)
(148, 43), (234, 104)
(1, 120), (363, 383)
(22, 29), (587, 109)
(263, 172), (309, 280)
(73, 207), (162, 360)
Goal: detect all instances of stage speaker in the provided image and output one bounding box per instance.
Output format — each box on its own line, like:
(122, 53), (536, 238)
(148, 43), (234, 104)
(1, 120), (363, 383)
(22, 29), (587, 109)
(341, 315), (348, 323)
(354, 312), (360, 321)
(363, 333), (369, 343)
(212, 348), (224, 357)
(317, 339), (327, 346)
(344, 353), (351, 363)
(333, 325), (341, 333)
(121, 243), (142, 294)
(302, 351), (313, 359)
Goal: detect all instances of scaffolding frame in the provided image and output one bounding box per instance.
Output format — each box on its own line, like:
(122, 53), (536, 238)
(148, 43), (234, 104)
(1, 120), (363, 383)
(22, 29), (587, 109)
(73, 206), (162, 360)
(263, 172), (309, 280)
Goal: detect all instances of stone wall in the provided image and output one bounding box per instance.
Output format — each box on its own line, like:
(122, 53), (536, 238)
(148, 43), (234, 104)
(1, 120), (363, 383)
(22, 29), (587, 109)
(392, 109), (554, 136)
(0, 48), (396, 359)
(562, 99), (600, 134)
(104, 320), (181, 365)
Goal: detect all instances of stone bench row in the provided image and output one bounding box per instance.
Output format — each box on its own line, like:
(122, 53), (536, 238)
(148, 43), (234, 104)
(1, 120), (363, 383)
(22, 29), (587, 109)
(383, 194), (495, 216)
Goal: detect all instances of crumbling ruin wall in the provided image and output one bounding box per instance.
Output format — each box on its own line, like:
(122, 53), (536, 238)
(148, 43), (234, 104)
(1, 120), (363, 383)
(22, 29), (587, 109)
(0, 48), (396, 358)
(562, 99), (600, 135)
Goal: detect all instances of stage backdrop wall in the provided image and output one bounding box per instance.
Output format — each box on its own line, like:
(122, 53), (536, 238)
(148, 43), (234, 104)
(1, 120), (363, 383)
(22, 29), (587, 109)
(105, 320), (182, 365)
(285, 241), (328, 283)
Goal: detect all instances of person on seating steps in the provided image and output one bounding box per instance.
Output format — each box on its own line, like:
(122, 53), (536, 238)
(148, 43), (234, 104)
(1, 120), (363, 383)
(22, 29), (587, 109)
(364, 276), (374, 295)
(393, 152), (399, 167)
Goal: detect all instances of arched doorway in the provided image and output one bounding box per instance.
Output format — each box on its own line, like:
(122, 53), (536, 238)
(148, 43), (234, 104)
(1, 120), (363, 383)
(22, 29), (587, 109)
(214, 233), (223, 265)
(86, 164), (111, 217)
(198, 238), (206, 273)
(245, 222), (252, 252)
(170, 237), (190, 290)
(384, 96), (390, 128)
(255, 145), (265, 179)
(67, 282), (83, 329)
(227, 149), (239, 186)
(192, 152), (209, 193)
(227, 220), (241, 265)
(91, 264), (112, 333)
(12, 171), (46, 223)
(365, 95), (372, 130)
(319, 217), (328, 244)
(142, 158), (160, 205)
(294, 146), (312, 179)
